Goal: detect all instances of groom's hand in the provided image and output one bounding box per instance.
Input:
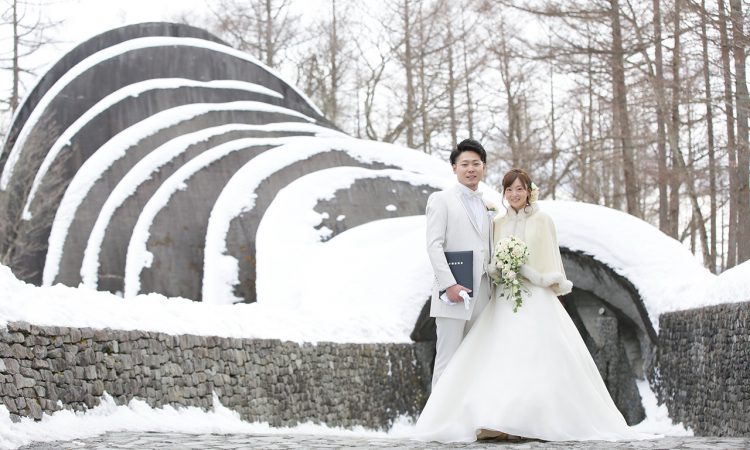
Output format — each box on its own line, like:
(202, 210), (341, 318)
(446, 284), (471, 303)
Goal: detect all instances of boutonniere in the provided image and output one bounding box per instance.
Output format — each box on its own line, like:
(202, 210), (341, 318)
(485, 200), (498, 216)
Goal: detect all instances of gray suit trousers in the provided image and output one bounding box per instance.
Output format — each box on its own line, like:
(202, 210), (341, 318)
(431, 275), (492, 390)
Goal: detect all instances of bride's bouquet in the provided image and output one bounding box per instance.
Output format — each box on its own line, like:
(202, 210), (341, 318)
(490, 236), (530, 312)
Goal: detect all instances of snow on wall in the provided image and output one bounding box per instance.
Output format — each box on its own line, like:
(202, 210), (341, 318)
(81, 123), (342, 289)
(1, 36), (323, 185)
(43, 101), (315, 286)
(201, 137), (453, 304)
(22, 78), (282, 219)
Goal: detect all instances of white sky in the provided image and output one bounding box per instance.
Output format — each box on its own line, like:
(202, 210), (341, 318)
(0, 0), (327, 120)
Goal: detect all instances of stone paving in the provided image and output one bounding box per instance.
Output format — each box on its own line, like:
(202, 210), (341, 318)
(17, 432), (750, 449)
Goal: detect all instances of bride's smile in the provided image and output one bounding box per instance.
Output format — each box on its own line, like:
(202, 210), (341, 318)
(505, 178), (530, 212)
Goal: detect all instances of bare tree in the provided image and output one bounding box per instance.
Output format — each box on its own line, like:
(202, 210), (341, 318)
(651, 0), (670, 233)
(296, 0), (353, 127)
(729, 0), (750, 263)
(667, 0), (682, 237)
(204, 0), (298, 68)
(718, 0), (739, 268)
(0, 0), (59, 113)
(694, 0), (719, 271)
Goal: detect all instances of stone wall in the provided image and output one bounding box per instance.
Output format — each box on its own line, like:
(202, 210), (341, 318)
(654, 301), (750, 436)
(0, 321), (429, 428)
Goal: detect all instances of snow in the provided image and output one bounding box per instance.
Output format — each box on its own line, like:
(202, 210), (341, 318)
(633, 380), (693, 436)
(1, 36), (323, 186)
(0, 217), (433, 344)
(0, 379), (691, 449)
(254, 167), (450, 341)
(0, 196), (735, 342)
(22, 78), (282, 220)
(0, 392), (412, 449)
(0, 193), (741, 447)
(702, 261), (750, 306)
(541, 201), (725, 328)
(81, 123), (340, 289)
(202, 137), (452, 304)
(123, 135), (307, 298)
(43, 100), (315, 286)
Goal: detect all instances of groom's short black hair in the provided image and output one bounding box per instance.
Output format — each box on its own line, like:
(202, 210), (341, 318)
(450, 139), (487, 165)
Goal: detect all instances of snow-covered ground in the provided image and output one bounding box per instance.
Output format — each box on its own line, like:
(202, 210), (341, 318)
(0, 384), (688, 449)
(0, 393), (413, 449)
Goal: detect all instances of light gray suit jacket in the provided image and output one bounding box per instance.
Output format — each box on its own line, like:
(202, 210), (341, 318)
(425, 184), (494, 320)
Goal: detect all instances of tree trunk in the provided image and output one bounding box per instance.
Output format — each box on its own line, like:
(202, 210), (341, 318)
(329, 0), (339, 124)
(404, 0), (416, 148)
(668, 0), (682, 238)
(417, 2), (430, 153)
(447, 29), (458, 149)
(718, 0), (738, 269)
(609, 0), (640, 217)
(676, 60), (711, 266)
(700, 0), (718, 272)
(549, 48), (558, 200)
(264, 0), (274, 67)
(653, 0), (669, 233)
(729, 0), (750, 263)
(460, 7), (474, 138)
(11, 0), (19, 112)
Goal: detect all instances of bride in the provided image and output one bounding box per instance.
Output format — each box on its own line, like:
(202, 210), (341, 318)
(413, 168), (649, 443)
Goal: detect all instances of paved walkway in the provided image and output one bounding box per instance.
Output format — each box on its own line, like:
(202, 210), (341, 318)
(18, 432), (750, 449)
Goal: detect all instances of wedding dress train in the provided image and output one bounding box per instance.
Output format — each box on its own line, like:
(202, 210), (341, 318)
(412, 283), (649, 443)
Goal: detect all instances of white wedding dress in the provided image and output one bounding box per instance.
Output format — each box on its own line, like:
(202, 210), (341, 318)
(412, 282), (649, 442)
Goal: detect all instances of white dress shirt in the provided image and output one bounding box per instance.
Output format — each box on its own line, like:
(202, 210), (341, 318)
(457, 183), (486, 232)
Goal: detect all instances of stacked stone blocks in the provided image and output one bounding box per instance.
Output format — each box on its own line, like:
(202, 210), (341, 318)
(0, 321), (427, 428)
(655, 301), (749, 436)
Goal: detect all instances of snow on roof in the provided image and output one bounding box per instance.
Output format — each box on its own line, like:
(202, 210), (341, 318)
(23, 78), (283, 220)
(43, 101), (316, 286)
(201, 137), (452, 304)
(541, 200), (720, 327)
(122, 135), (323, 298)
(1, 36), (323, 186)
(81, 123), (341, 289)
(253, 167), (450, 343)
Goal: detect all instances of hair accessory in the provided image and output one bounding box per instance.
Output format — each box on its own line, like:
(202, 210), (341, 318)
(529, 182), (539, 204)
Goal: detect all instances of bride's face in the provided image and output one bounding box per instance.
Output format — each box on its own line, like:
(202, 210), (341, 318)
(505, 177), (529, 211)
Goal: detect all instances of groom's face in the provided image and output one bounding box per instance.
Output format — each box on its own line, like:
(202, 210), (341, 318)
(452, 150), (485, 191)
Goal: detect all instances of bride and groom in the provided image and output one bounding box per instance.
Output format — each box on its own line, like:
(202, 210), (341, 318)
(415, 139), (647, 442)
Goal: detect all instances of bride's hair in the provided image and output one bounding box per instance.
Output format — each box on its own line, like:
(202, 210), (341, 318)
(501, 168), (533, 210)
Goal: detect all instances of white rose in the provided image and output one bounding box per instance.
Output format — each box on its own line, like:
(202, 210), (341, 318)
(529, 183), (540, 203)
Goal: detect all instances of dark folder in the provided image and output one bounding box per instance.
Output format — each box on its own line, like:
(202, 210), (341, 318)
(439, 251), (474, 298)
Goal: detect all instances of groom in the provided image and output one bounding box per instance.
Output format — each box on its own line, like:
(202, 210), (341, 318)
(425, 138), (494, 389)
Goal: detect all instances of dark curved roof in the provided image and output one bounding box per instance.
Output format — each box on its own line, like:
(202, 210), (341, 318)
(0, 22), (432, 307)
